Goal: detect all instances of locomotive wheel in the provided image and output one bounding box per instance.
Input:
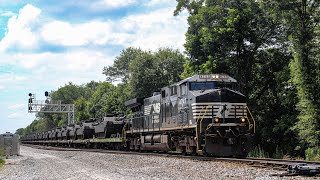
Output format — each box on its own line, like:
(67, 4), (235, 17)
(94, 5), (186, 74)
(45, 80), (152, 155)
(202, 150), (208, 157)
(181, 148), (187, 156)
(191, 147), (197, 156)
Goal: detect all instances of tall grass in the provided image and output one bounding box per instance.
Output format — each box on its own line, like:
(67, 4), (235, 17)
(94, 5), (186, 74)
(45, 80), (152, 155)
(248, 145), (269, 158)
(0, 148), (4, 157)
(305, 147), (320, 161)
(0, 159), (4, 167)
(0, 148), (4, 167)
(272, 146), (284, 159)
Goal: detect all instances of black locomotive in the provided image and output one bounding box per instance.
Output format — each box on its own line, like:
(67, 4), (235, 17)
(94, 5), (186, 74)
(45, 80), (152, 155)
(22, 74), (255, 157)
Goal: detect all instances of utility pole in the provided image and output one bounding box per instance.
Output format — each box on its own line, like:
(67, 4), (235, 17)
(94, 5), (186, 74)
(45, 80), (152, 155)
(27, 92), (75, 125)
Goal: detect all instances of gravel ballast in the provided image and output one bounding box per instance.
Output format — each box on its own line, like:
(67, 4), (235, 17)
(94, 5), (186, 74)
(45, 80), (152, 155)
(0, 146), (312, 180)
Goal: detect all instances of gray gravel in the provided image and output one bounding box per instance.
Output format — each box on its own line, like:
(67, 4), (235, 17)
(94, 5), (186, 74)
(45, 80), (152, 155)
(0, 146), (314, 180)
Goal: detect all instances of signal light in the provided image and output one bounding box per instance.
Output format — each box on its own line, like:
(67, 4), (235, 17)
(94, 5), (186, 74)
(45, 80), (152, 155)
(241, 117), (246, 123)
(214, 117), (219, 123)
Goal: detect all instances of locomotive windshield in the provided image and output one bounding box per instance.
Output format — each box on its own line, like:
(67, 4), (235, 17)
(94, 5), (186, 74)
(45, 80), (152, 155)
(189, 81), (237, 91)
(189, 82), (216, 90)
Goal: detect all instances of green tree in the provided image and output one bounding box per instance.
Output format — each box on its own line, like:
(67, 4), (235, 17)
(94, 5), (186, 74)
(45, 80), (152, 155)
(128, 49), (186, 98)
(175, 0), (286, 95)
(175, 0), (301, 156)
(15, 128), (25, 136)
(128, 51), (161, 97)
(74, 97), (90, 122)
(87, 82), (115, 118)
(154, 48), (186, 85)
(104, 47), (186, 98)
(278, 0), (320, 150)
(102, 47), (144, 83)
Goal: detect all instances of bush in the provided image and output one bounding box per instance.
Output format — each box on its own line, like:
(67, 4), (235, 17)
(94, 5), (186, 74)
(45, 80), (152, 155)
(305, 147), (320, 161)
(248, 145), (269, 158)
(0, 149), (4, 157)
(0, 158), (4, 168)
(273, 146), (284, 159)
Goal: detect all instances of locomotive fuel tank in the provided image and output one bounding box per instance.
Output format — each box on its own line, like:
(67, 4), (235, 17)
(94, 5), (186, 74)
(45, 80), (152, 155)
(140, 134), (171, 151)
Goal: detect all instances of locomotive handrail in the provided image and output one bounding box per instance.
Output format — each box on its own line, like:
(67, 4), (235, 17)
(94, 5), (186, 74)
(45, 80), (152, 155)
(195, 106), (206, 152)
(246, 106), (256, 133)
(245, 116), (252, 131)
(200, 106), (209, 134)
(122, 121), (129, 142)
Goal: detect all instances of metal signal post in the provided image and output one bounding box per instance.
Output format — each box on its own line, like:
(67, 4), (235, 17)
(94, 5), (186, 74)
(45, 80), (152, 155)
(28, 92), (75, 125)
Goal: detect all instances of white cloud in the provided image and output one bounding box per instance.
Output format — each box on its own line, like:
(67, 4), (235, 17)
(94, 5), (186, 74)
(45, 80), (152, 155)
(8, 103), (25, 110)
(0, 74), (28, 83)
(39, 7), (187, 51)
(91, 0), (136, 10)
(0, 11), (15, 17)
(0, 4), (41, 52)
(146, 0), (172, 7)
(0, 50), (113, 89)
(0, 4), (187, 51)
(115, 7), (188, 51)
(8, 112), (24, 119)
(41, 20), (112, 46)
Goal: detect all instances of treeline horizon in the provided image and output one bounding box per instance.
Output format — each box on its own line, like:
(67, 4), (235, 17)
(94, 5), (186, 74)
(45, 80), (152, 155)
(16, 0), (320, 161)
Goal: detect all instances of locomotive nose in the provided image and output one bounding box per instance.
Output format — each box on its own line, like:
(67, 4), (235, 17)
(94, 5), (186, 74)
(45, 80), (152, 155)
(195, 90), (221, 103)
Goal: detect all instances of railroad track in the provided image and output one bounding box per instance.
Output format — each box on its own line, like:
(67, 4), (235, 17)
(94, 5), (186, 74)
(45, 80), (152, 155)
(23, 144), (320, 177)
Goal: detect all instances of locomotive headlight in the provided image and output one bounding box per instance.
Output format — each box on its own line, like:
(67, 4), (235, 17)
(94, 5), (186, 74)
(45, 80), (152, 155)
(241, 117), (246, 123)
(214, 117), (219, 123)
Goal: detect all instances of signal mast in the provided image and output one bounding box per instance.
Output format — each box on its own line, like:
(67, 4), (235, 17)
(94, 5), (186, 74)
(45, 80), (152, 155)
(27, 91), (75, 125)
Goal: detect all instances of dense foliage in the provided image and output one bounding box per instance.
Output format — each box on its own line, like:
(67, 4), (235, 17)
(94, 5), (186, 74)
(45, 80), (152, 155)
(175, 0), (319, 159)
(16, 1), (320, 160)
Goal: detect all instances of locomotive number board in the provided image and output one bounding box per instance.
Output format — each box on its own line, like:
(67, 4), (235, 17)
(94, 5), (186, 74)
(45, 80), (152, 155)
(199, 74), (228, 79)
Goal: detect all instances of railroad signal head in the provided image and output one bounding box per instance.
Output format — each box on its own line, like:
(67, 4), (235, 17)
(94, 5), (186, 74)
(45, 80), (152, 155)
(28, 93), (32, 97)
(45, 91), (49, 97)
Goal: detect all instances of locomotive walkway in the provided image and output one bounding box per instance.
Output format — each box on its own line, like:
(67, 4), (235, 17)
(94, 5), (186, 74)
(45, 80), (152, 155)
(0, 145), (293, 180)
(0, 145), (315, 180)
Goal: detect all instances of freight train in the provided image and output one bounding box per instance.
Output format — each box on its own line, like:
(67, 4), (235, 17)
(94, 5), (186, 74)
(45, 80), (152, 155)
(22, 74), (256, 157)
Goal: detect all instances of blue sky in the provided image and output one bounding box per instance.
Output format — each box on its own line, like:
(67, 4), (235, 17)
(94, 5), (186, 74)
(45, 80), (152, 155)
(0, 0), (188, 133)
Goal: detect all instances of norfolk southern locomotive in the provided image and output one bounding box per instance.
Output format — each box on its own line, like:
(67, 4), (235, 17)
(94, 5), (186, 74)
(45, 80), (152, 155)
(22, 74), (255, 157)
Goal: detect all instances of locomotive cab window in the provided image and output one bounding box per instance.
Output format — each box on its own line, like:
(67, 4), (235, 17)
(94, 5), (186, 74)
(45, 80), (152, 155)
(216, 82), (236, 90)
(161, 90), (166, 98)
(170, 86), (177, 96)
(180, 83), (187, 95)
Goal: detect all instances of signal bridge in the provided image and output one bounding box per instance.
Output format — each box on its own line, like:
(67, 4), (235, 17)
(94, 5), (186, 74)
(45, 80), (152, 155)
(28, 92), (75, 125)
